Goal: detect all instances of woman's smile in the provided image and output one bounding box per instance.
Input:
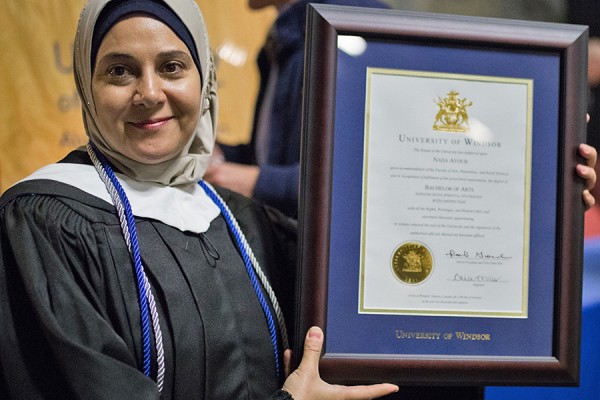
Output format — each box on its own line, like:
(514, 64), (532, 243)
(129, 116), (174, 130)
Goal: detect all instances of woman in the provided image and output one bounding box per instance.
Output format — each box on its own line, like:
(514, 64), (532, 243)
(0, 1), (594, 399)
(0, 0), (398, 398)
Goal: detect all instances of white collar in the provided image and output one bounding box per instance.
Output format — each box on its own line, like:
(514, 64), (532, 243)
(18, 163), (220, 234)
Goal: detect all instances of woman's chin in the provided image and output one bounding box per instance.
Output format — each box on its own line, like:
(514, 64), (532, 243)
(129, 149), (179, 165)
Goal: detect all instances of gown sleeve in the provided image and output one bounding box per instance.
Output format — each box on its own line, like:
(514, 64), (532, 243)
(0, 193), (160, 399)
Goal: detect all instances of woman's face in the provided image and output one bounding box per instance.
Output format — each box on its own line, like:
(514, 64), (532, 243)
(92, 16), (201, 165)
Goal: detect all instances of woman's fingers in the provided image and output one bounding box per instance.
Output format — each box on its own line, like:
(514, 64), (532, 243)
(298, 326), (324, 377)
(579, 143), (597, 170)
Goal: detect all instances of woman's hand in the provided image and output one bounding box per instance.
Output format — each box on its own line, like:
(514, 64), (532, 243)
(578, 143), (597, 210)
(282, 326), (399, 400)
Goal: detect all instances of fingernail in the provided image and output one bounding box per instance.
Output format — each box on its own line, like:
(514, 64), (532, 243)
(308, 327), (322, 339)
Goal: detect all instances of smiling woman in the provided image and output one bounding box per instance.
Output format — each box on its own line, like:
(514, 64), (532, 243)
(0, 1), (401, 399)
(0, 0), (291, 398)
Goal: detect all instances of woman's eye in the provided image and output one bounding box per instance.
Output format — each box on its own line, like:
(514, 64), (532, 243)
(163, 62), (183, 74)
(107, 65), (130, 78)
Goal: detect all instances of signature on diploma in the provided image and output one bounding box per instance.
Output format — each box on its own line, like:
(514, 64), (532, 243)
(445, 249), (512, 260)
(452, 273), (503, 282)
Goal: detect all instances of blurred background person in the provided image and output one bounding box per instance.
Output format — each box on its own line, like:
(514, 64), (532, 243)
(204, 0), (389, 217)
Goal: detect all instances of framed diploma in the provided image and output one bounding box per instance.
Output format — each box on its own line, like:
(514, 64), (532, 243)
(294, 4), (588, 386)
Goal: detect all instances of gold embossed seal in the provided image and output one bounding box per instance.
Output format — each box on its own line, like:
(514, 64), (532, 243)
(391, 241), (434, 284)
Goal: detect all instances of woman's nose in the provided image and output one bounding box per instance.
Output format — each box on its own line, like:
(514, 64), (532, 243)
(133, 72), (166, 107)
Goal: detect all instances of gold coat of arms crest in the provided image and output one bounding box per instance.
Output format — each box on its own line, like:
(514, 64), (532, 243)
(433, 90), (472, 132)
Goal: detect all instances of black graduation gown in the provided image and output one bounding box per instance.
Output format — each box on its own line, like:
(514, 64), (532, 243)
(0, 152), (297, 399)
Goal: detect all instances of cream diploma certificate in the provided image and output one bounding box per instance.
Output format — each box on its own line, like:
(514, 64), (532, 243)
(359, 68), (533, 317)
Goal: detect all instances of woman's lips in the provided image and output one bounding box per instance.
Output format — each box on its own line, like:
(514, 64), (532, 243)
(129, 117), (173, 130)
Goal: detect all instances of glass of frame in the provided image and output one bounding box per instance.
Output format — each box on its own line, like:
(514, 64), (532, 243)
(294, 4), (588, 387)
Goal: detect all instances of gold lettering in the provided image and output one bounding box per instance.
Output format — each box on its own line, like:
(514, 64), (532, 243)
(454, 331), (492, 341)
(396, 330), (493, 341)
(395, 330), (441, 340)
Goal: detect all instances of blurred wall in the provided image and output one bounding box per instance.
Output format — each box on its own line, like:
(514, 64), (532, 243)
(382, 0), (566, 22)
(0, 0), (274, 192)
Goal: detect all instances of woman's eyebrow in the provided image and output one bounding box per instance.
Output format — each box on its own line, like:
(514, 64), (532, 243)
(98, 50), (193, 63)
(157, 50), (193, 61)
(97, 52), (136, 64)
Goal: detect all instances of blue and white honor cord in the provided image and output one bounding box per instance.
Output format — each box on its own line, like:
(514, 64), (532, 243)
(87, 142), (288, 391)
(198, 180), (289, 373)
(87, 143), (165, 391)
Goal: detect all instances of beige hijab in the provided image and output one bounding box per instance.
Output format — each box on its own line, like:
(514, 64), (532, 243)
(74, 0), (218, 186)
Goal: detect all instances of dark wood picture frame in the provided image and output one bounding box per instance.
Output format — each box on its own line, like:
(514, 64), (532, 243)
(294, 4), (588, 387)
